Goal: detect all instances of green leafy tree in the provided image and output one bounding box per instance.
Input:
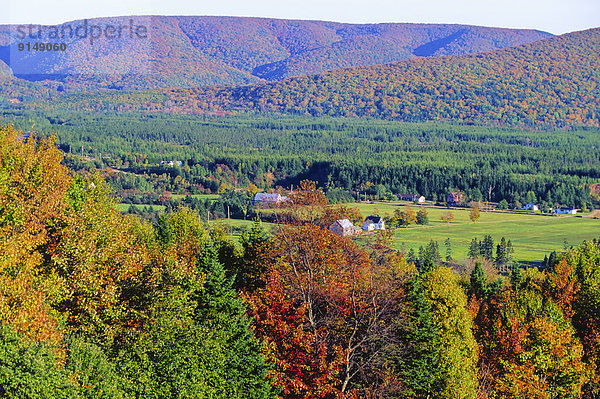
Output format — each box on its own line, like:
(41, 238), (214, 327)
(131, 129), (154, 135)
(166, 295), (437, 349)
(497, 199), (509, 210)
(0, 325), (71, 398)
(416, 207), (429, 225)
(117, 237), (273, 398)
(423, 267), (479, 399)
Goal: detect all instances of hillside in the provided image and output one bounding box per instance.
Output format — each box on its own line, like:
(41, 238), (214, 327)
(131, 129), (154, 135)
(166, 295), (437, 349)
(157, 28), (599, 128)
(0, 16), (550, 90)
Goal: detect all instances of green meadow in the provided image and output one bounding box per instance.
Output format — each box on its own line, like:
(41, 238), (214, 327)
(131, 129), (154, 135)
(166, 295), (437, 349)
(350, 202), (600, 264)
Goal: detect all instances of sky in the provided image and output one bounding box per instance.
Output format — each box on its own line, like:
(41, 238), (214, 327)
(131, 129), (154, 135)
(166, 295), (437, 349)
(3, 0), (599, 35)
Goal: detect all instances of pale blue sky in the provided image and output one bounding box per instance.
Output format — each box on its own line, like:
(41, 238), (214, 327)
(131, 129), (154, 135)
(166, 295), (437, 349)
(3, 0), (599, 35)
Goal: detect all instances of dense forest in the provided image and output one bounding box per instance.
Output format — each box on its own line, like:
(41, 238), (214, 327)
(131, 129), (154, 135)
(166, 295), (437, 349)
(3, 111), (599, 208)
(2, 124), (600, 398)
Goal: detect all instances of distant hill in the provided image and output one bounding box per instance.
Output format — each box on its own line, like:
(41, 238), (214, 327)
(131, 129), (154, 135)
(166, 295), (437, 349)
(0, 16), (551, 89)
(157, 28), (599, 128)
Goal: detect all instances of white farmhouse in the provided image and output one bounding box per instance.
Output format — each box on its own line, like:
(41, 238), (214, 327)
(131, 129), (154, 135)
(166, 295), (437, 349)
(253, 192), (289, 204)
(363, 215), (385, 231)
(554, 207), (578, 215)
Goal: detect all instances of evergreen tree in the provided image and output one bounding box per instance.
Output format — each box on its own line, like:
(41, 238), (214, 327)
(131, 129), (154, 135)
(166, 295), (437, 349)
(234, 218), (271, 291)
(193, 241), (274, 398)
(468, 238), (480, 258)
(506, 240), (514, 261)
(407, 248), (417, 265)
(481, 235), (494, 261)
(495, 237), (508, 272)
(392, 276), (441, 397)
(548, 251), (558, 269)
(119, 241), (274, 398)
(420, 240), (441, 273)
(469, 261), (488, 299)
(509, 262), (523, 289)
(445, 238), (452, 262)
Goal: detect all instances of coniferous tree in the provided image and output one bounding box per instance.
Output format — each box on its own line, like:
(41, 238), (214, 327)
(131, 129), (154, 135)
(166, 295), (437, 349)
(481, 235), (494, 261)
(506, 240), (514, 262)
(510, 262), (523, 289)
(234, 218), (271, 291)
(445, 238), (452, 262)
(495, 237), (508, 272)
(468, 238), (480, 258)
(193, 241), (274, 398)
(469, 261), (488, 299)
(392, 276), (442, 397)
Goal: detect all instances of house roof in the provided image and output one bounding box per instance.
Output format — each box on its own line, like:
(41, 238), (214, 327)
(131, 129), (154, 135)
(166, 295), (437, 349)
(336, 219), (354, 229)
(365, 215), (382, 223)
(254, 192), (281, 202)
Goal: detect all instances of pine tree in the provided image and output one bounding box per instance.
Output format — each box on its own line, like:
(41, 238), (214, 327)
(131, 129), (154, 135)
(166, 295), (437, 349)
(481, 235), (494, 261)
(235, 218), (271, 291)
(445, 238), (452, 262)
(468, 238), (480, 258)
(120, 241), (274, 398)
(392, 276), (441, 397)
(194, 241), (274, 398)
(469, 261), (488, 299)
(509, 262), (523, 289)
(506, 240), (514, 262)
(495, 237), (508, 272)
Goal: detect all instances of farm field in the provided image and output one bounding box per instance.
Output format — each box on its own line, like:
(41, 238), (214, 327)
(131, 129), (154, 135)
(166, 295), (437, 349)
(349, 202), (600, 264)
(170, 194), (220, 201)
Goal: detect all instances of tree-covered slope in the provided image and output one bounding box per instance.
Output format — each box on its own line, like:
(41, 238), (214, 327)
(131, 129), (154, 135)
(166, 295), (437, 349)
(167, 28), (599, 128)
(0, 16), (550, 90)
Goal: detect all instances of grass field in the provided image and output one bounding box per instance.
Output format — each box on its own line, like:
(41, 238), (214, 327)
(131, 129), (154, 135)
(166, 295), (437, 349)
(208, 218), (275, 238)
(347, 202), (600, 264)
(170, 194), (220, 201)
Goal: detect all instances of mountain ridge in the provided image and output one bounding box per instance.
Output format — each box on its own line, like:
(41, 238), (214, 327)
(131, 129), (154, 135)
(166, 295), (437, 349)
(0, 15), (552, 90)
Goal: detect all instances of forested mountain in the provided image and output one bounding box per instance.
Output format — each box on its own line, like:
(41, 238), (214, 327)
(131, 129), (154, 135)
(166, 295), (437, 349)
(161, 28), (599, 128)
(0, 16), (550, 90)
(10, 27), (596, 129)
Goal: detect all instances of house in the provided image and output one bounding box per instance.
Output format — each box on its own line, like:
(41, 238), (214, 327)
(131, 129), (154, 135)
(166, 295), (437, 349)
(446, 191), (465, 206)
(363, 216), (385, 231)
(554, 207), (578, 215)
(398, 193), (426, 203)
(253, 192), (289, 204)
(330, 219), (356, 237)
(522, 203), (539, 211)
(160, 160), (183, 168)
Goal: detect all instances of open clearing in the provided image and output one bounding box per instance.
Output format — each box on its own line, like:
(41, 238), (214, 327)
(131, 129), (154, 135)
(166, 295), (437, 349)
(349, 202), (599, 264)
